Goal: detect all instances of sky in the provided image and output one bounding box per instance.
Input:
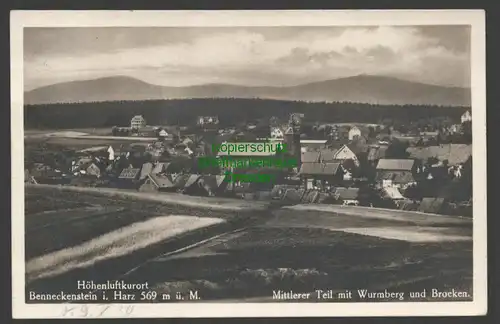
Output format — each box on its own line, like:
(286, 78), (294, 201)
(24, 26), (471, 91)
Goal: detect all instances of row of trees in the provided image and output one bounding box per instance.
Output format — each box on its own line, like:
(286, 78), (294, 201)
(25, 98), (468, 130)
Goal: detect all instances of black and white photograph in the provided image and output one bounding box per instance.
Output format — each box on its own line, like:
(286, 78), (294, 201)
(11, 10), (487, 318)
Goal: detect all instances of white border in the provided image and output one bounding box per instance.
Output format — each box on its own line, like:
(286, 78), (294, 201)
(11, 10), (487, 318)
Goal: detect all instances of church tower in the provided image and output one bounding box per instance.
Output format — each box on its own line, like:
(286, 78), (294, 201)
(284, 113), (302, 170)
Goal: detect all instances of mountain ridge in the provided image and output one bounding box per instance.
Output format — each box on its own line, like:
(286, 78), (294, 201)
(25, 75), (471, 106)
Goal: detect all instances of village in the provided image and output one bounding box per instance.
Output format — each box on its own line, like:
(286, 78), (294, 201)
(24, 109), (473, 217)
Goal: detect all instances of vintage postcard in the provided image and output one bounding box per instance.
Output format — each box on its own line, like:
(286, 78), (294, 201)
(11, 10), (487, 318)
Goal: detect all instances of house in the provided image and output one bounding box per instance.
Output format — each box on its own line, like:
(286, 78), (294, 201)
(107, 146), (115, 161)
(117, 167), (141, 188)
(332, 187), (360, 206)
(197, 116), (219, 126)
(131, 115), (146, 129)
(198, 175), (229, 196)
(380, 187), (406, 200)
(270, 127), (284, 140)
(318, 148), (339, 163)
(299, 162), (344, 189)
(300, 139), (327, 152)
(375, 159), (416, 188)
(331, 144), (360, 166)
(152, 162), (171, 175)
(170, 174), (203, 194)
(461, 110), (472, 123)
(406, 144), (472, 166)
(139, 162), (154, 181)
(85, 163), (102, 178)
(139, 174), (176, 192)
(348, 126), (362, 141)
(301, 151), (321, 164)
(448, 124), (462, 134)
(158, 129), (169, 138)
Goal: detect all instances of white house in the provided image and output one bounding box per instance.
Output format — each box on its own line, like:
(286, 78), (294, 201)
(461, 110), (472, 123)
(131, 115), (146, 129)
(107, 146), (115, 161)
(348, 126), (362, 140)
(197, 116), (219, 126)
(333, 144), (360, 166)
(158, 129), (169, 138)
(270, 127), (284, 140)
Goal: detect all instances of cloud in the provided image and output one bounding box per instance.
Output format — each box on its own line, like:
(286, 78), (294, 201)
(24, 26), (470, 90)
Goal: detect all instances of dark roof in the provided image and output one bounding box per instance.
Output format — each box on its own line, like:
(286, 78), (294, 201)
(376, 159), (415, 171)
(301, 151), (320, 163)
(148, 174), (175, 188)
(346, 143), (369, 155)
(406, 144), (472, 165)
(171, 174), (191, 188)
(367, 145), (388, 161)
(199, 175), (228, 191)
(300, 162), (342, 176)
(171, 174), (201, 189)
(376, 171), (415, 184)
(119, 168), (140, 179)
(334, 187), (360, 200)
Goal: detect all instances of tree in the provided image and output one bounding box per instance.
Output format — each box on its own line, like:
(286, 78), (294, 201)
(368, 126), (376, 138)
(385, 139), (409, 159)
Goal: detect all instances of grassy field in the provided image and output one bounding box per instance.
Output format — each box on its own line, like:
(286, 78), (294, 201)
(123, 216), (472, 302)
(24, 187), (271, 299)
(23, 186), (472, 303)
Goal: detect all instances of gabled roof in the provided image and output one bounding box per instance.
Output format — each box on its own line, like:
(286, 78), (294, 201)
(376, 159), (415, 171)
(184, 174), (202, 188)
(171, 174), (191, 188)
(152, 162), (169, 174)
(334, 187), (360, 200)
(323, 162), (342, 175)
(381, 187), (405, 200)
(376, 170), (415, 184)
(319, 148), (338, 162)
(148, 174), (175, 188)
(284, 126), (294, 135)
(199, 175), (228, 191)
(406, 144), (471, 165)
(300, 162), (342, 176)
(301, 151), (321, 163)
(139, 162), (154, 180)
(349, 126), (361, 133)
(119, 168), (140, 179)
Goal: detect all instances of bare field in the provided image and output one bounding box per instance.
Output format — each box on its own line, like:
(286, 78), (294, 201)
(125, 226), (472, 302)
(24, 186), (472, 303)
